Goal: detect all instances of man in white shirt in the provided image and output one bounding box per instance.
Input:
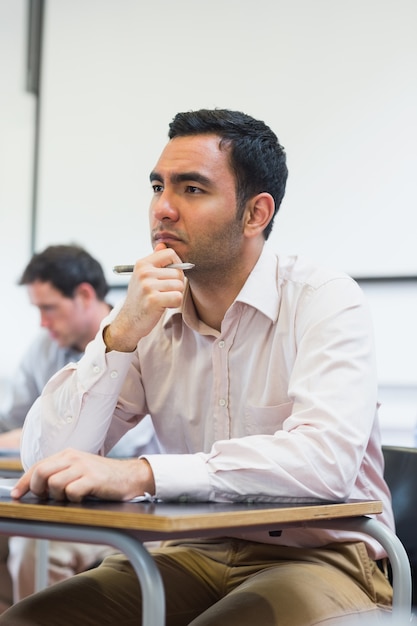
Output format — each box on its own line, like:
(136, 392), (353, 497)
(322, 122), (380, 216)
(0, 244), (158, 610)
(1, 110), (394, 625)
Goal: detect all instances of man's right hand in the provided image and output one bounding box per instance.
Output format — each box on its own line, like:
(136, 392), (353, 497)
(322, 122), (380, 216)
(104, 244), (187, 352)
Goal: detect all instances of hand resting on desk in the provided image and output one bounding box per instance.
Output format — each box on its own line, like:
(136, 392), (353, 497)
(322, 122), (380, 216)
(10, 448), (156, 503)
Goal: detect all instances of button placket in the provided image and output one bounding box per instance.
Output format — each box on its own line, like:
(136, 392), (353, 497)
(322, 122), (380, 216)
(212, 336), (230, 439)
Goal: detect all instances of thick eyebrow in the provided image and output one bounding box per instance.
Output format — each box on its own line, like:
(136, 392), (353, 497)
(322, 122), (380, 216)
(149, 170), (212, 187)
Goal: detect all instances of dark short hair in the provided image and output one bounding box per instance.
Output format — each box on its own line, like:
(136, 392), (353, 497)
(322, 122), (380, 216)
(168, 109), (288, 239)
(19, 244), (109, 300)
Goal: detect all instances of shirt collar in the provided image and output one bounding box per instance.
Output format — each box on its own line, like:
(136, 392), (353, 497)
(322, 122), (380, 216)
(162, 245), (280, 329)
(234, 245), (279, 323)
(63, 346), (84, 362)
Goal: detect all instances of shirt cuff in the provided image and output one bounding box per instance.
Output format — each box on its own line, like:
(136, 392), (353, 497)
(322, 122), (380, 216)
(76, 331), (137, 394)
(143, 453), (212, 501)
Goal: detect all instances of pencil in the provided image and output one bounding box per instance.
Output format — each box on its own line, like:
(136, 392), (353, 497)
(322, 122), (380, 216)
(113, 263), (195, 274)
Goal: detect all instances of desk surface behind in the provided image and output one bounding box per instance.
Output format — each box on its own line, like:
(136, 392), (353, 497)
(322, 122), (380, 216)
(0, 456), (23, 476)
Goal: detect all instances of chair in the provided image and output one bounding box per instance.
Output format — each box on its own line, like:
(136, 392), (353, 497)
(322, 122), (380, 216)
(382, 445), (417, 608)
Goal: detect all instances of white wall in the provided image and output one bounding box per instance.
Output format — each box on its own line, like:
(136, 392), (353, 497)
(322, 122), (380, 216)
(35, 0), (417, 281)
(360, 281), (417, 446)
(0, 0), (39, 384)
(1, 0), (416, 443)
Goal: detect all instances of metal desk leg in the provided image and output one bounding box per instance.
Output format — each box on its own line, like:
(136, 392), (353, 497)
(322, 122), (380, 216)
(0, 520), (165, 626)
(319, 516), (412, 624)
(34, 539), (49, 591)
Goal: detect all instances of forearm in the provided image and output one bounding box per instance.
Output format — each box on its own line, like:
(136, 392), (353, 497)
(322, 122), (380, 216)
(20, 336), (137, 469)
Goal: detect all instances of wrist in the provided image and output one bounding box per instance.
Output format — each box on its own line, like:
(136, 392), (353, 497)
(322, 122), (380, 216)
(138, 457), (156, 495)
(103, 323), (137, 353)
(124, 458), (155, 499)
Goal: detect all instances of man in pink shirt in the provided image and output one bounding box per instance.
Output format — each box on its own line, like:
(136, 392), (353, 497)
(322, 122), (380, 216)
(1, 109), (394, 625)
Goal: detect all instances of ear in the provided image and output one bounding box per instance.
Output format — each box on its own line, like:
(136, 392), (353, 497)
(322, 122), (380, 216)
(73, 282), (96, 306)
(243, 193), (275, 239)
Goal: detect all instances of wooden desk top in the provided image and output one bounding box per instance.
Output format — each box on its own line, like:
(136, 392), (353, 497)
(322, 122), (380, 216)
(0, 498), (382, 536)
(0, 456), (23, 474)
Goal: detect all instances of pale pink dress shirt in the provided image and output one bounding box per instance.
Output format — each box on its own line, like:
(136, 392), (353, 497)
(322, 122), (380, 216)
(21, 247), (394, 559)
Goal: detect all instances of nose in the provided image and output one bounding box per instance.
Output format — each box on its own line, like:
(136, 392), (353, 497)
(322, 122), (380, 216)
(151, 189), (179, 222)
(39, 312), (51, 329)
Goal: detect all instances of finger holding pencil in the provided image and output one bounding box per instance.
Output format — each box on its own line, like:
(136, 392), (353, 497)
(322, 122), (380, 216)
(105, 251), (193, 352)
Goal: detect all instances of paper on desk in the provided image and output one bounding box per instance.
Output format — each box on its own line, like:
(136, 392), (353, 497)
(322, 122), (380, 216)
(0, 477), (19, 497)
(128, 492), (160, 503)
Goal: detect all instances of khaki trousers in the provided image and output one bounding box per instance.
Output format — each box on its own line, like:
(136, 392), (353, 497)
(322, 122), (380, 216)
(0, 538), (393, 626)
(0, 534), (116, 611)
(7, 537), (117, 603)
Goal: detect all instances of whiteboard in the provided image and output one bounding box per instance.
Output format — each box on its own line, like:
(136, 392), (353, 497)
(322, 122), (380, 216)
(35, 0), (417, 283)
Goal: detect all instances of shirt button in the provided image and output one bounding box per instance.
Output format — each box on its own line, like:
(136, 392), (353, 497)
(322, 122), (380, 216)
(218, 340), (225, 348)
(65, 416), (73, 423)
(92, 365), (100, 374)
(110, 370), (118, 379)
(219, 398), (226, 407)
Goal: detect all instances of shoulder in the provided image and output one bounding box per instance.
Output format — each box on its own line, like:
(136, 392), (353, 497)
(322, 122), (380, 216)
(24, 329), (56, 355)
(276, 253), (362, 298)
(268, 253), (370, 327)
(276, 258), (374, 346)
(277, 254), (352, 287)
